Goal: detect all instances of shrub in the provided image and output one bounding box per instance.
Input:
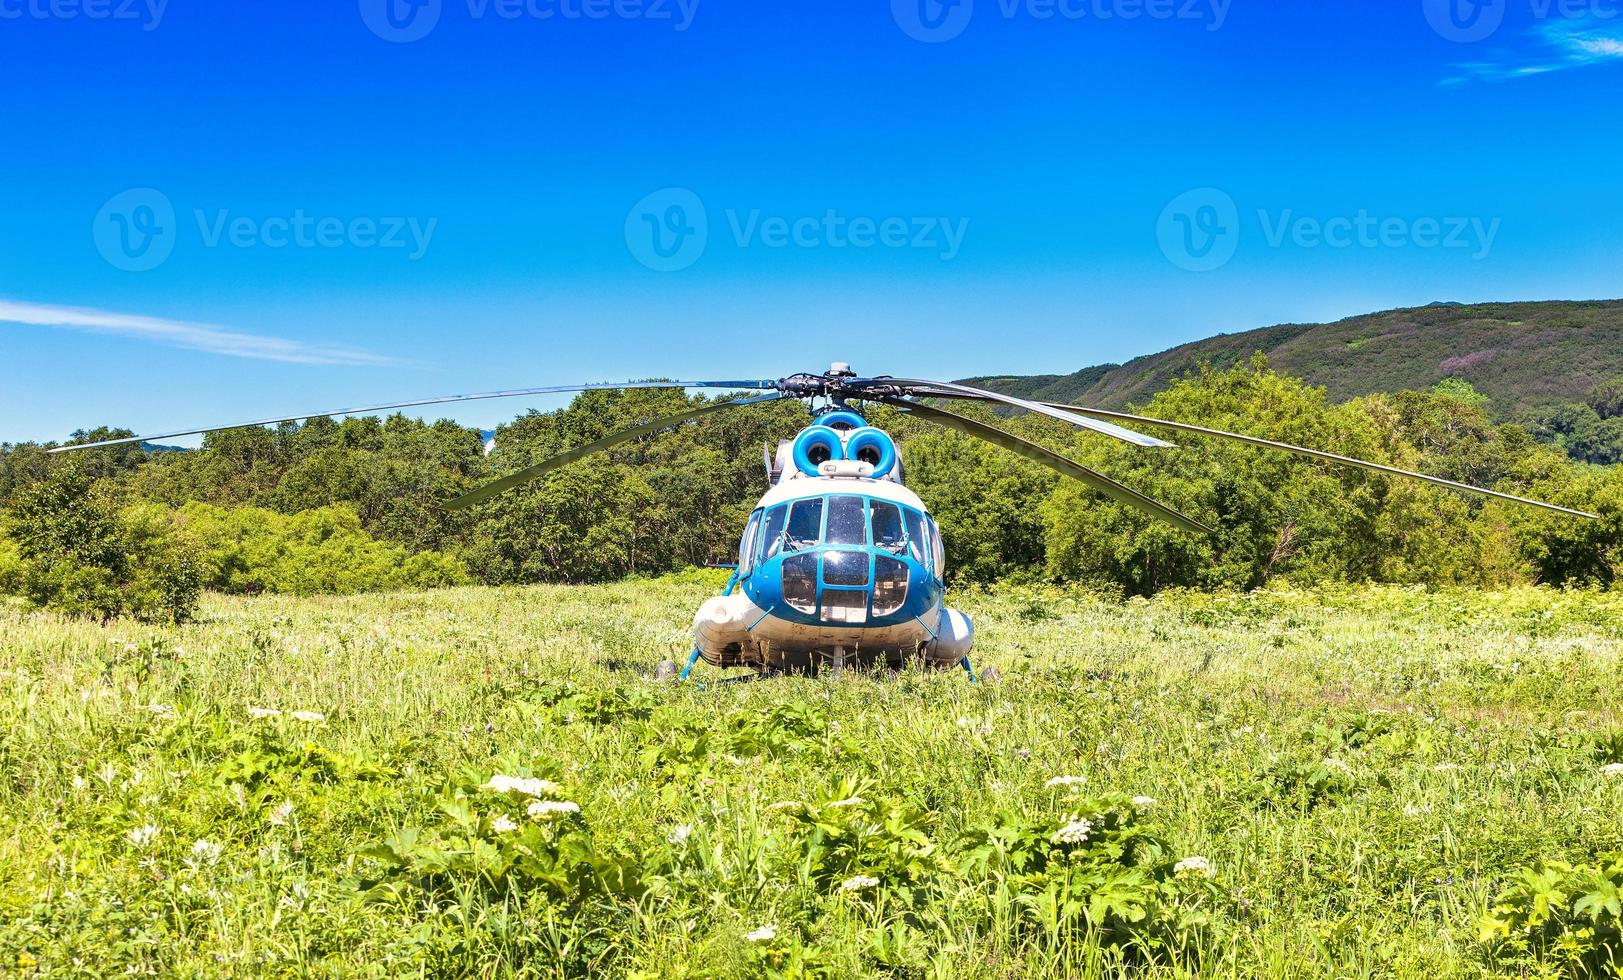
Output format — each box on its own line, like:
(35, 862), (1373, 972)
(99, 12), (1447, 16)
(175, 502), (469, 595)
(2, 469), (200, 623)
(0, 535), (25, 594)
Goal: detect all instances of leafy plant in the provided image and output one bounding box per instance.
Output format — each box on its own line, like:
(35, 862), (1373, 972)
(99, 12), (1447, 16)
(776, 777), (945, 900)
(956, 794), (1224, 961)
(1481, 856), (1623, 975)
(357, 771), (644, 908)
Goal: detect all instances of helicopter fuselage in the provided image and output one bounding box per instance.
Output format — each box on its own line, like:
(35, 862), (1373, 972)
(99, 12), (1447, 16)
(691, 435), (973, 674)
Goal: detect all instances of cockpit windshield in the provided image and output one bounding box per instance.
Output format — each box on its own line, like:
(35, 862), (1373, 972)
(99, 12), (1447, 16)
(785, 498), (824, 552)
(825, 495), (866, 546)
(871, 501), (905, 554)
(756, 505), (787, 564)
(747, 494), (944, 600)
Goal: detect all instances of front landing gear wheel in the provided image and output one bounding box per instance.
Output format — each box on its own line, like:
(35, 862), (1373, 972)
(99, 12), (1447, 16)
(656, 659), (679, 682)
(979, 665), (1003, 685)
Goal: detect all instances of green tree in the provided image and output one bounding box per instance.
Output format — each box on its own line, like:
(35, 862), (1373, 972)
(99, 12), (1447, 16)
(2, 467), (200, 622)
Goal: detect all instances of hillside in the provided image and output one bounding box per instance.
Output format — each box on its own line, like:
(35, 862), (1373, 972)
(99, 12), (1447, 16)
(967, 300), (1623, 418)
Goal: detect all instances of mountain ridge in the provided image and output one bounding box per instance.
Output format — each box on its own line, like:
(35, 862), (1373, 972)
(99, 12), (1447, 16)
(964, 299), (1623, 419)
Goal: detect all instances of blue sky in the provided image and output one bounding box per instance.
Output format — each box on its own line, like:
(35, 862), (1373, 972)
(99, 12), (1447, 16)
(2, 0), (1622, 443)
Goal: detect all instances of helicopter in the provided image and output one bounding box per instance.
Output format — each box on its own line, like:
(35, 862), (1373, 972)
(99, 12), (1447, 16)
(55, 362), (1597, 681)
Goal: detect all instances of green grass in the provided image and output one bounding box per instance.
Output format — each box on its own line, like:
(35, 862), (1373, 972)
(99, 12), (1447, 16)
(4, 578), (1623, 977)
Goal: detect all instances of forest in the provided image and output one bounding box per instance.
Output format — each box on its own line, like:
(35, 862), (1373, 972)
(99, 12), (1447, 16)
(1, 358), (1619, 622)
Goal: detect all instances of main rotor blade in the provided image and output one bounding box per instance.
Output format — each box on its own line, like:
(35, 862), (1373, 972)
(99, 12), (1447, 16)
(857, 378), (1175, 449)
(439, 391), (789, 512)
(885, 398), (1211, 535)
(48, 379), (781, 453)
(1037, 402), (1600, 521)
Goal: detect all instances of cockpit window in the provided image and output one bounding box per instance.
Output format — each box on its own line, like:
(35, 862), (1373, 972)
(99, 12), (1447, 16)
(822, 549), (869, 587)
(785, 498), (824, 552)
(903, 508), (928, 566)
(782, 553), (818, 614)
(757, 504), (787, 563)
(873, 555), (908, 615)
(871, 501), (905, 554)
(821, 589), (867, 624)
(825, 495), (867, 546)
(738, 512), (760, 575)
(929, 517), (945, 577)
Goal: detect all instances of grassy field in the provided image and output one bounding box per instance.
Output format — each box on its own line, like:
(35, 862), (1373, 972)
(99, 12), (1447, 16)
(4, 576), (1623, 978)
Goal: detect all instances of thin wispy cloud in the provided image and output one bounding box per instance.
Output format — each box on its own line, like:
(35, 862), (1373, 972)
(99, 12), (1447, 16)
(0, 299), (412, 367)
(1444, 14), (1623, 84)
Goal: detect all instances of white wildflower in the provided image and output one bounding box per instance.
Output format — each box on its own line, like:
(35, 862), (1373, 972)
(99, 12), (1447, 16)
(1432, 762), (1461, 772)
(248, 706), (281, 719)
(1174, 855), (1214, 879)
(1051, 815), (1093, 845)
(1045, 775), (1086, 790)
(188, 839), (223, 867)
(767, 800), (801, 813)
(744, 924), (778, 943)
(667, 824), (693, 845)
(526, 799), (581, 819)
(1131, 795), (1158, 809)
(127, 824), (160, 849)
(483, 775), (561, 798)
(144, 703), (176, 718)
(72, 775), (87, 792)
(268, 801), (294, 827)
(1321, 757), (1352, 775)
(838, 874), (880, 893)
(289, 710), (325, 723)
(826, 797), (865, 808)
(1602, 762), (1623, 778)
(491, 814), (519, 833)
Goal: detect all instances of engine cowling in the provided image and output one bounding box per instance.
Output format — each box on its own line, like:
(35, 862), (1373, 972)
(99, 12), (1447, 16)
(792, 425), (846, 476)
(842, 427), (897, 479)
